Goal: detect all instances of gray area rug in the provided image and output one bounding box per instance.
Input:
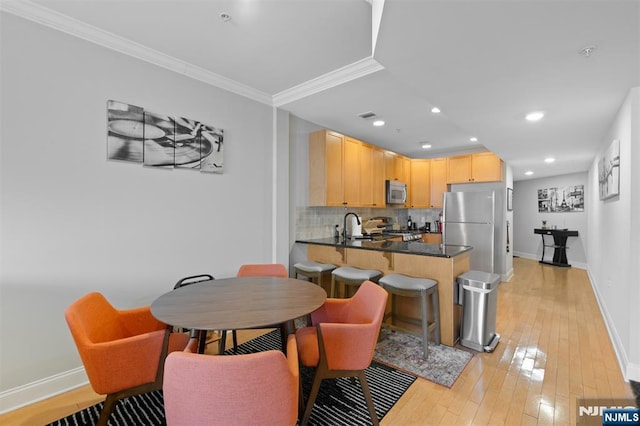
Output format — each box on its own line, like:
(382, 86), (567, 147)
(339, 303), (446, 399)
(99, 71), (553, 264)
(374, 327), (473, 388)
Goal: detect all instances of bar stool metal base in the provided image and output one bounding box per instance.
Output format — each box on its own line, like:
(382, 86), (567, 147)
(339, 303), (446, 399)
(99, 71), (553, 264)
(378, 274), (440, 359)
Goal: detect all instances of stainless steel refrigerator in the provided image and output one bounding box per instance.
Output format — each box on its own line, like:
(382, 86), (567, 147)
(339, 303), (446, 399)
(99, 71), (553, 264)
(443, 190), (495, 273)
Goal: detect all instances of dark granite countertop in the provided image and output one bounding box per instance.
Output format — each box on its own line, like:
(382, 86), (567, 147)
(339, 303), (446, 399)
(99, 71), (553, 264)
(295, 237), (472, 258)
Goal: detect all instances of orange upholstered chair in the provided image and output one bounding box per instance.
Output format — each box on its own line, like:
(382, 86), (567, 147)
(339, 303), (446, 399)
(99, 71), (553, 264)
(164, 334), (299, 426)
(296, 280), (388, 426)
(235, 263), (290, 351)
(65, 292), (189, 426)
(237, 263), (288, 278)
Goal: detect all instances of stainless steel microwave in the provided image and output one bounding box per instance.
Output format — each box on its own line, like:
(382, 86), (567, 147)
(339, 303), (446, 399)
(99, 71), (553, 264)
(386, 180), (407, 205)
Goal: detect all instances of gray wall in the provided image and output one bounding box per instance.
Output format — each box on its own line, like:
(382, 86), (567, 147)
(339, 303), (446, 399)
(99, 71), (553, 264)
(513, 172), (588, 268)
(0, 12), (284, 401)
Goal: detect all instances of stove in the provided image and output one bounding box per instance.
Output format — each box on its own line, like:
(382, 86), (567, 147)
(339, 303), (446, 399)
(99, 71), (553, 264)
(384, 231), (423, 242)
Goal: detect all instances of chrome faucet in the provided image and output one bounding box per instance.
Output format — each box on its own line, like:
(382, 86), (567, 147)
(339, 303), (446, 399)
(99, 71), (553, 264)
(342, 212), (361, 242)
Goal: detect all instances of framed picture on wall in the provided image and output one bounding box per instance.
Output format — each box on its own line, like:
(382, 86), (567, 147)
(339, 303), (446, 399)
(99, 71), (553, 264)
(537, 185), (584, 212)
(598, 139), (620, 200)
(106, 100), (225, 173)
(507, 188), (513, 211)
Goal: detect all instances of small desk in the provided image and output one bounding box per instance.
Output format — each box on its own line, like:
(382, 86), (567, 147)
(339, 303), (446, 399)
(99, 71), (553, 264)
(151, 277), (326, 352)
(534, 228), (579, 267)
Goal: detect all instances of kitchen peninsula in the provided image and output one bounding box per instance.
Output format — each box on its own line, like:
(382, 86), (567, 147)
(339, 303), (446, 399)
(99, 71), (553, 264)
(295, 237), (472, 346)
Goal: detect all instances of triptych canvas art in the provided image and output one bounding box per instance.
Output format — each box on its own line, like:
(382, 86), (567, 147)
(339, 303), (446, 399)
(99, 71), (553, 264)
(107, 100), (224, 173)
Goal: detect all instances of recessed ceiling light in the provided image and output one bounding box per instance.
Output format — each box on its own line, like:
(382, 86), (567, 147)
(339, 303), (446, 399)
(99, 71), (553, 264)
(525, 170), (534, 176)
(526, 111), (545, 122)
(544, 157), (555, 163)
(373, 120), (385, 127)
(220, 12), (231, 22)
(470, 137), (478, 142)
(421, 143), (432, 149)
(431, 107), (441, 114)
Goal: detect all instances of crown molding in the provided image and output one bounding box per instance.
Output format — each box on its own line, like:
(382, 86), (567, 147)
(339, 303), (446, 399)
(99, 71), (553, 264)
(0, 1), (273, 105)
(1, 1), (381, 108)
(273, 56), (384, 107)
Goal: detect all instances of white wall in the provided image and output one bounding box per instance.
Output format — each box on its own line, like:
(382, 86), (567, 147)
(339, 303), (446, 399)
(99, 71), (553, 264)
(0, 12), (283, 405)
(288, 115), (324, 269)
(513, 172), (588, 268)
(586, 87), (640, 382)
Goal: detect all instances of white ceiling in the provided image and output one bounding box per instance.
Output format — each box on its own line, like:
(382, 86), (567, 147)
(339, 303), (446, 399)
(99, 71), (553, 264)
(5, 0), (639, 181)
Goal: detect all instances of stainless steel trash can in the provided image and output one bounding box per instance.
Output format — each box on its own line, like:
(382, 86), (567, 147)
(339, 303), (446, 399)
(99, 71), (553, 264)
(457, 270), (501, 352)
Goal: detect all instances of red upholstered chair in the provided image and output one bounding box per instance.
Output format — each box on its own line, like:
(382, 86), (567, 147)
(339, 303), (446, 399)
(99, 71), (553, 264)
(164, 334), (300, 426)
(237, 263), (288, 278)
(296, 280), (388, 426)
(64, 292), (189, 426)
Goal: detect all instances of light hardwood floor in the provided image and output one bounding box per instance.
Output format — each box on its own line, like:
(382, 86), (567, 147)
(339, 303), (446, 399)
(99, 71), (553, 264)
(1, 257), (635, 425)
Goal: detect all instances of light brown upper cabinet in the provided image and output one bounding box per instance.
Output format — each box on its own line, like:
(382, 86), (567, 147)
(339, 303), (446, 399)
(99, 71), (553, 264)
(309, 130), (385, 207)
(309, 130), (344, 206)
(371, 147), (386, 207)
(430, 158), (448, 208)
(410, 159), (431, 208)
(343, 137), (361, 206)
(358, 141), (373, 207)
(384, 151), (410, 183)
(446, 152), (504, 184)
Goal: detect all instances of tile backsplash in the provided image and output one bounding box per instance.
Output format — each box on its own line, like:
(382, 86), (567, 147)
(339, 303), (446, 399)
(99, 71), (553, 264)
(295, 206), (442, 239)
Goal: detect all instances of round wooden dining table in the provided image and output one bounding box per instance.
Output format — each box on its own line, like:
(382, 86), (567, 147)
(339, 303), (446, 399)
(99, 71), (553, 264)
(151, 276), (326, 335)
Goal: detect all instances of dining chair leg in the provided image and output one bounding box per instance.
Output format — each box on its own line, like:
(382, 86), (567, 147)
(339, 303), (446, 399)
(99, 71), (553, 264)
(196, 329), (207, 354)
(301, 368), (324, 426)
(232, 330), (238, 353)
(218, 330), (227, 354)
(97, 394), (117, 426)
(357, 370), (379, 426)
(298, 375), (305, 419)
(279, 324), (288, 354)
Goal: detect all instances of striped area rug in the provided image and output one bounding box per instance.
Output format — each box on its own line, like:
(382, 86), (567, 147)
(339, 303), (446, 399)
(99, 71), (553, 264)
(49, 330), (415, 426)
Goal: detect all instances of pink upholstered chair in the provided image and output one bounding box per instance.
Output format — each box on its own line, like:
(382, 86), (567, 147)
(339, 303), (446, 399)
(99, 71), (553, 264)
(65, 292), (190, 426)
(295, 280), (388, 426)
(164, 334), (299, 426)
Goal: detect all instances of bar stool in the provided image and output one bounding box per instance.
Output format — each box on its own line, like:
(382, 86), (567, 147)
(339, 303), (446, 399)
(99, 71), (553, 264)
(293, 261), (336, 289)
(331, 266), (382, 298)
(378, 273), (440, 358)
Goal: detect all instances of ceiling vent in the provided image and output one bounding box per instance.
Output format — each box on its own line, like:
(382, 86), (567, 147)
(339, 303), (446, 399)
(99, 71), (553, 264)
(357, 111), (377, 120)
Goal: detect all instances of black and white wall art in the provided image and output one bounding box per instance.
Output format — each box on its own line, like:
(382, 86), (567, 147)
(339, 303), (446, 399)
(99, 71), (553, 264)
(537, 185), (584, 213)
(107, 101), (144, 163)
(598, 139), (620, 200)
(106, 100), (224, 173)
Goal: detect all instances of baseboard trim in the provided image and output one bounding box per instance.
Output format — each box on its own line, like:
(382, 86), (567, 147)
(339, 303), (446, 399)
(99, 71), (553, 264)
(586, 269), (639, 383)
(0, 367), (88, 414)
(626, 362), (640, 382)
(501, 267), (514, 282)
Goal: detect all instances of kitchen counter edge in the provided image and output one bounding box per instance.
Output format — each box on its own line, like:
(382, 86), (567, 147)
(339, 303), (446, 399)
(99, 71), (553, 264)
(295, 238), (472, 258)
